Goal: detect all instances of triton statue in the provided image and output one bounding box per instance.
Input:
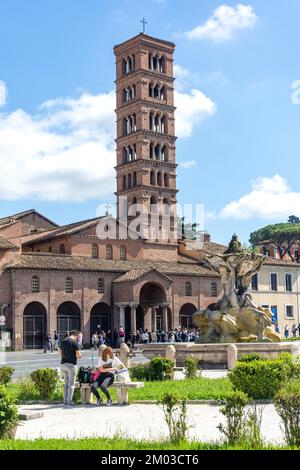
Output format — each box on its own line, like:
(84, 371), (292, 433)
(193, 234), (280, 343)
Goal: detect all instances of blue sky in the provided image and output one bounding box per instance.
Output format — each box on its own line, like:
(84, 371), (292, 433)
(0, 0), (299, 245)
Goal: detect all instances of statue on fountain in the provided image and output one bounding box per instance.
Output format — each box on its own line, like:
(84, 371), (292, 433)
(193, 234), (280, 343)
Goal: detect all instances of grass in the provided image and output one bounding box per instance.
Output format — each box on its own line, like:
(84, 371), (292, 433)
(7, 377), (233, 403)
(0, 437), (298, 450)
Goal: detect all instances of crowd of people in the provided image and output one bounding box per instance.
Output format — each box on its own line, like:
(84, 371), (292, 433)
(91, 326), (202, 350)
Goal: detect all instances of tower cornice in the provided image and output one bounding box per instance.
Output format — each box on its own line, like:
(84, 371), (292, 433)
(116, 130), (177, 144)
(115, 159), (177, 171)
(116, 99), (176, 114)
(115, 69), (175, 86)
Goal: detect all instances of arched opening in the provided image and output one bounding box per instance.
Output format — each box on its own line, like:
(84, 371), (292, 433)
(161, 115), (167, 134)
(139, 282), (166, 305)
(179, 303), (197, 329)
(150, 171), (155, 186)
(160, 86), (166, 100)
(161, 145), (167, 161)
(164, 173), (169, 187)
(23, 302), (47, 350)
(57, 301), (81, 342)
(157, 172), (162, 186)
(128, 173), (132, 188)
(122, 175), (126, 190)
(133, 171), (137, 187)
(90, 302), (112, 337)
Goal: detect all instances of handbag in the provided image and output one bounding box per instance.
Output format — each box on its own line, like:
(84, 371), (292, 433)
(115, 368), (131, 383)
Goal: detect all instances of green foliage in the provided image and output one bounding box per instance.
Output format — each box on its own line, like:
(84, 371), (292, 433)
(0, 385), (19, 439)
(30, 369), (59, 400)
(274, 381), (300, 447)
(15, 378), (40, 401)
(217, 391), (249, 446)
(249, 222), (300, 260)
(229, 359), (290, 399)
(130, 357), (174, 382)
(288, 215), (300, 224)
(0, 367), (14, 386)
(158, 392), (188, 444)
(238, 353), (261, 363)
(0, 437), (298, 450)
(184, 356), (200, 379)
(241, 405), (264, 449)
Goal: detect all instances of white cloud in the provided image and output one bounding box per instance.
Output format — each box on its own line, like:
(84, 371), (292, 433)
(0, 91), (116, 202)
(180, 160), (197, 169)
(0, 77), (215, 201)
(185, 4), (258, 42)
(218, 175), (300, 220)
(0, 81), (7, 107)
(175, 89), (216, 138)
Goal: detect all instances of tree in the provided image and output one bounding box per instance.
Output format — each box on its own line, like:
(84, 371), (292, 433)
(288, 215), (300, 224)
(249, 223), (300, 261)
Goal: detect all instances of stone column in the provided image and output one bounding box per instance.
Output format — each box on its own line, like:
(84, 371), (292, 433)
(163, 306), (168, 332)
(227, 344), (238, 370)
(119, 306), (125, 331)
(151, 307), (157, 332)
(144, 306), (152, 331)
(130, 305), (137, 334)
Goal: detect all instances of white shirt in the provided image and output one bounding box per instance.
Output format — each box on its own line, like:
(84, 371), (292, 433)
(97, 356), (124, 374)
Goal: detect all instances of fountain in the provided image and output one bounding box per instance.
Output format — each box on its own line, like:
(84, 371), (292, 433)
(193, 234), (280, 343)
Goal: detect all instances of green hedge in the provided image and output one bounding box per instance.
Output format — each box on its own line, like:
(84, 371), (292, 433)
(0, 367), (15, 386)
(130, 357), (174, 382)
(229, 359), (289, 399)
(0, 385), (19, 439)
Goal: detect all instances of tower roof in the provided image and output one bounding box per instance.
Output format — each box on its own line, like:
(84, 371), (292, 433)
(114, 33), (175, 54)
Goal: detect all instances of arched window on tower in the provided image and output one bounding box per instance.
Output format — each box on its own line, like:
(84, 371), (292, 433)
(133, 172), (137, 187)
(150, 171), (155, 186)
(122, 175), (126, 190)
(65, 277), (73, 294)
(160, 86), (166, 100)
(161, 115), (167, 134)
(164, 173), (169, 187)
(106, 244), (113, 260)
(161, 145), (167, 161)
(128, 173), (132, 188)
(120, 246), (127, 261)
(150, 143), (155, 159)
(157, 172), (162, 187)
(92, 244), (99, 259)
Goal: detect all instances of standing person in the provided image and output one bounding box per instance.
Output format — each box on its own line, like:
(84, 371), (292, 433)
(44, 333), (52, 354)
(92, 332), (99, 350)
(118, 325), (125, 347)
(77, 331), (83, 349)
(275, 323), (280, 334)
(106, 330), (112, 347)
(91, 347), (125, 406)
(54, 331), (59, 351)
(284, 324), (289, 339)
(292, 323), (297, 338)
(141, 330), (149, 344)
(113, 328), (118, 348)
(151, 330), (157, 343)
(60, 330), (82, 407)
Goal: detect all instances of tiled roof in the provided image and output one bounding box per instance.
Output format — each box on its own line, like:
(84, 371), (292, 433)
(114, 267), (173, 284)
(264, 256), (300, 267)
(7, 253), (217, 278)
(199, 242), (227, 255)
(23, 217), (105, 245)
(0, 236), (19, 250)
(0, 209), (58, 227)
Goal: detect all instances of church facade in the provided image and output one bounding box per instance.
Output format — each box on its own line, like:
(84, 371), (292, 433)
(0, 33), (223, 350)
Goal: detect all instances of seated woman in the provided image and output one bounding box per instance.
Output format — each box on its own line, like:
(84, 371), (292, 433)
(91, 346), (125, 406)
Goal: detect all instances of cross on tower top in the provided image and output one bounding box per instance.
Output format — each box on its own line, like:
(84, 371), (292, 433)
(140, 18), (147, 34)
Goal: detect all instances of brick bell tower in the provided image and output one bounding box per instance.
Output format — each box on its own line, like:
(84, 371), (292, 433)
(114, 33), (178, 242)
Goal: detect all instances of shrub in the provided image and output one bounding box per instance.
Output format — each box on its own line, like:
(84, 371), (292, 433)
(15, 378), (39, 401)
(148, 357), (174, 381)
(30, 369), (59, 400)
(242, 405), (264, 449)
(229, 359), (289, 399)
(184, 356), (199, 379)
(130, 357), (174, 382)
(0, 367), (15, 386)
(129, 364), (150, 381)
(274, 380), (300, 447)
(238, 353), (261, 363)
(158, 392), (188, 444)
(218, 391), (249, 446)
(0, 385), (19, 439)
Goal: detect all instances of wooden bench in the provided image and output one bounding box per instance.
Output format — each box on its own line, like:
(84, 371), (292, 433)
(75, 382), (144, 405)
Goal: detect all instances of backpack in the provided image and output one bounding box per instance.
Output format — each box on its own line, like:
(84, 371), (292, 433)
(78, 366), (93, 385)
